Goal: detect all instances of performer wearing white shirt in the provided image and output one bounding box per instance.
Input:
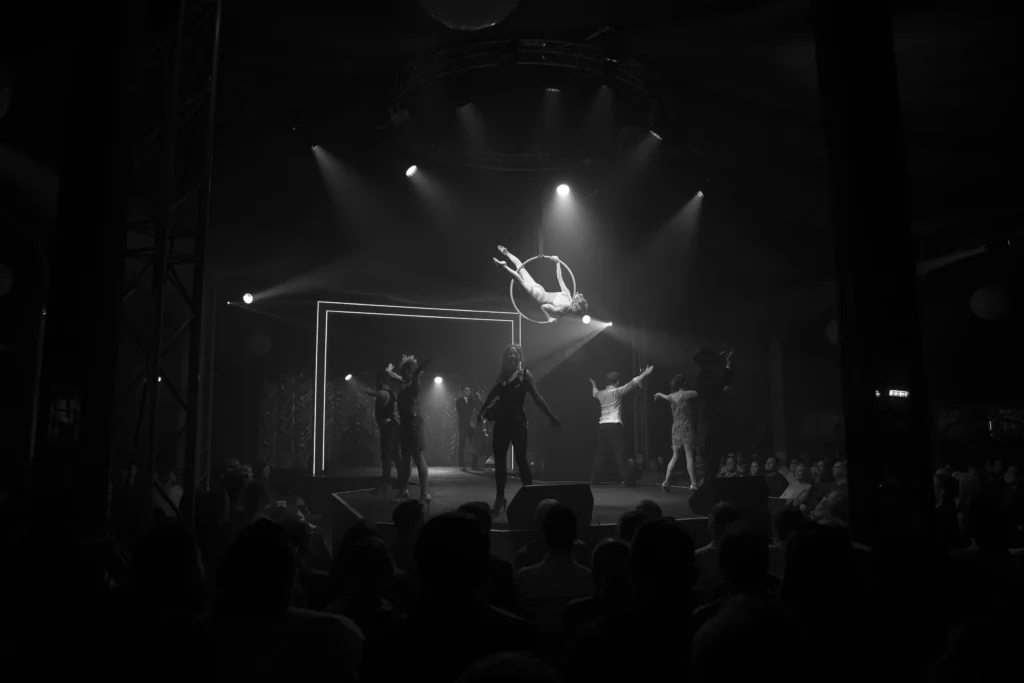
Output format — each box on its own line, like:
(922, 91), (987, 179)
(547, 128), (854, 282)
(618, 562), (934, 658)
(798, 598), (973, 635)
(589, 365), (654, 486)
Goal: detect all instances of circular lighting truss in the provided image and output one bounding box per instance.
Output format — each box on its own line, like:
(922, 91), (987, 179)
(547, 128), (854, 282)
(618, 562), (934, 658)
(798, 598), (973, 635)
(397, 39), (658, 101)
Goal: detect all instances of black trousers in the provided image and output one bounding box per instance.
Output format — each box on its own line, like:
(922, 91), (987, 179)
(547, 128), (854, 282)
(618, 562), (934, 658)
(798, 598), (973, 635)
(493, 419), (530, 499)
(457, 425), (474, 468)
(379, 420), (400, 486)
(592, 423), (630, 483)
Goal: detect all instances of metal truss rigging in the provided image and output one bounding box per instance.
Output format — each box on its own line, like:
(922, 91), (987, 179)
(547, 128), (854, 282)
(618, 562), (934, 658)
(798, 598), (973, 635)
(114, 0), (223, 529)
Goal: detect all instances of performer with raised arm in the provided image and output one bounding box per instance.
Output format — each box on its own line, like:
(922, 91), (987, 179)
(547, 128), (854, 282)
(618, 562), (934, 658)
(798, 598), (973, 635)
(589, 365), (654, 487)
(386, 354), (433, 504)
(493, 245), (587, 322)
(654, 374), (701, 492)
(477, 344), (561, 517)
(366, 364), (401, 494)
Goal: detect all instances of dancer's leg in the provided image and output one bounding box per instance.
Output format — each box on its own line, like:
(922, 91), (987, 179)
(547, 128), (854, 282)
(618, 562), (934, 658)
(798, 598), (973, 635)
(457, 430), (469, 469)
(378, 431), (392, 490)
(663, 446), (681, 489)
(492, 424), (513, 502)
(684, 445), (698, 488)
(511, 423), (531, 486)
(412, 449), (429, 498)
(494, 258), (539, 291)
(497, 245), (525, 271)
(591, 427), (609, 483)
(610, 424), (630, 484)
(396, 432), (412, 499)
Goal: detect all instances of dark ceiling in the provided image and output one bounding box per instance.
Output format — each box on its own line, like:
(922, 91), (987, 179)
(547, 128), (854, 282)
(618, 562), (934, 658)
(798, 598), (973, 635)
(0, 0), (1016, 318)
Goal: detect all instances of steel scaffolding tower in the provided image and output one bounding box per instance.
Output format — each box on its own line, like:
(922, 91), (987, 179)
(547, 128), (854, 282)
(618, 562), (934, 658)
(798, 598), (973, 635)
(115, 0), (223, 529)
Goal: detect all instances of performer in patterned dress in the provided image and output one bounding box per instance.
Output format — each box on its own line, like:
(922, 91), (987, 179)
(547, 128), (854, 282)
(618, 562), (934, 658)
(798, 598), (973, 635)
(654, 374), (701, 492)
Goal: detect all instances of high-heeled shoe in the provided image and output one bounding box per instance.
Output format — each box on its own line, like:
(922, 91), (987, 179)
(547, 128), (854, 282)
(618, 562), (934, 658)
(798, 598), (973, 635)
(392, 490), (410, 504)
(661, 482), (671, 494)
(490, 496), (507, 517)
(419, 494), (431, 507)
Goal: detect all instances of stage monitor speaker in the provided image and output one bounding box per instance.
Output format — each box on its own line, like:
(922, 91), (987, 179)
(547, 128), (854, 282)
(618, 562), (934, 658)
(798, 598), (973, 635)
(506, 483), (594, 534)
(689, 477), (771, 536)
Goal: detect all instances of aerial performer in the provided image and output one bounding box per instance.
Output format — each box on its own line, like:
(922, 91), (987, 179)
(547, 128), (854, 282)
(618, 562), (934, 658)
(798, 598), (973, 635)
(493, 245), (587, 322)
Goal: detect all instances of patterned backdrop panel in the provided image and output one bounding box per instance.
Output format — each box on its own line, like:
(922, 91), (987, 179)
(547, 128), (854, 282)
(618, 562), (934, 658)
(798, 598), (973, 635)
(260, 374), (474, 470)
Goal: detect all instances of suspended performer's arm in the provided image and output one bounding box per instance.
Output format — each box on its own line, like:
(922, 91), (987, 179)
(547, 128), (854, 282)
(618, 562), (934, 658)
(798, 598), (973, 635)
(525, 370), (560, 426)
(549, 256), (571, 296)
(477, 385), (501, 423)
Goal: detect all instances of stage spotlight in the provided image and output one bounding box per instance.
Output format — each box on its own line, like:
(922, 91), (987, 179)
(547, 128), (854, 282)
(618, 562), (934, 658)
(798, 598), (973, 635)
(434, 376), (443, 384)
(650, 130), (662, 141)
(546, 87), (560, 93)
(344, 374), (352, 381)
(697, 190), (704, 198)
(556, 184), (570, 197)
(406, 165), (418, 177)
(242, 293), (253, 304)
(606, 321), (614, 327)
(582, 315), (592, 324)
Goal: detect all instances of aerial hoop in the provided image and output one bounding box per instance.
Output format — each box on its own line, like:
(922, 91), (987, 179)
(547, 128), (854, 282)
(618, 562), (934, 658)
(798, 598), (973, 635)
(509, 255), (577, 324)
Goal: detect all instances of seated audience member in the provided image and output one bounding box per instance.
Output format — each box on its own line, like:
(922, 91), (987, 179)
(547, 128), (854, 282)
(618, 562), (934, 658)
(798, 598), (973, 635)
(801, 462), (847, 519)
(390, 498), (424, 573)
(281, 515), (332, 609)
(933, 469), (965, 550)
(749, 459), (761, 476)
(322, 537), (402, 639)
(636, 499), (663, 519)
(459, 501), (519, 614)
(516, 503), (595, 635)
(719, 454), (739, 478)
(953, 494), (1020, 614)
(243, 479), (273, 522)
(563, 538), (630, 636)
(692, 523), (778, 634)
(514, 499), (591, 570)
(114, 523), (208, 681)
(817, 491), (850, 527)
(1001, 465), (1022, 539)
(693, 502), (745, 599)
(735, 453), (749, 476)
(769, 507), (805, 579)
(617, 509), (650, 543)
(775, 451), (793, 480)
(780, 463), (812, 505)
(763, 456), (789, 497)
(360, 513), (536, 683)
(456, 651), (560, 683)
(567, 519), (698, 683)
(204, 519), (364, 681)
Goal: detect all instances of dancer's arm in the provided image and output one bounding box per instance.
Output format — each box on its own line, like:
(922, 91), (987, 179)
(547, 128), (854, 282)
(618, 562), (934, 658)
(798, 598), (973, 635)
(385, 363), (402, 382)
(589, 379), (599, 397)
(477, 385), (500, 423)
(525, 370), (560, 426)
(722, 349), (735, 390)
(413, 357), (433, 379)
(619, 365), (654, 396)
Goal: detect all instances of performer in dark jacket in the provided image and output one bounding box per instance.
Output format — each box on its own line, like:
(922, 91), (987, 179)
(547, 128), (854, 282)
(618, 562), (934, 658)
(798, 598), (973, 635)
(367, 365), (401, 494)
(455, 385), (476, 471)
(695, 349), (736, 483)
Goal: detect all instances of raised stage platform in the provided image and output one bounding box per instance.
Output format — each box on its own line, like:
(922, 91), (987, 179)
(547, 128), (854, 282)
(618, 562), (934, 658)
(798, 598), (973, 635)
(335, 467), (703, 529)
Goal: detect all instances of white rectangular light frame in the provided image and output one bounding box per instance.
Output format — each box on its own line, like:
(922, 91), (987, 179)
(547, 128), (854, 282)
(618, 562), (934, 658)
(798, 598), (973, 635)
(313, 301), (522, 475)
